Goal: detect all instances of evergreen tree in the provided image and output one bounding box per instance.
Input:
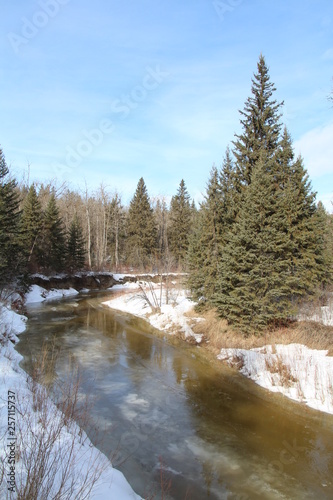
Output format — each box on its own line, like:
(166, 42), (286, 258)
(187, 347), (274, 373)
(20, 184), (43, 269)
(38, 193), (65, 272)
(154, 197), (169, 261)
(108, 194), (125, 270)
(232, 54), (284, 186)
(188, 148), (236, 302)
(214, 155), (298, 332)
(209, 58), (326, 332)
(315, 202), (332, 288)
(168, 179), (192, 266)
(276, 128), (325, 293)
(214, 143), (325, 332)
(0, 147), (24, 290)
(126, 178), (157, 269)
(66, 214), (86, 271)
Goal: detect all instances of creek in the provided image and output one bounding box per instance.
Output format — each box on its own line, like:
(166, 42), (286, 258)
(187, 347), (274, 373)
(16, 291), (333, 499)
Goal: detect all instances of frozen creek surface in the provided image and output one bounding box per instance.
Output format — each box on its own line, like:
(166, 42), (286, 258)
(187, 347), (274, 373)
(16, 291), (333, 500)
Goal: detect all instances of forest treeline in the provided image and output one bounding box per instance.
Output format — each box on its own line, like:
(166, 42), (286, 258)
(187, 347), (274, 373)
(1, 55), (332, 332)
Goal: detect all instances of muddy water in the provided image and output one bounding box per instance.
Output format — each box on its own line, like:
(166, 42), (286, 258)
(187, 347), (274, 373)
(16, 292), (333, 499)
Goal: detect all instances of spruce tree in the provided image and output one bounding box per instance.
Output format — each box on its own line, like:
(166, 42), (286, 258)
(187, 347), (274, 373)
(66, 214), (86, 271)
(168, 179), (192, 266)
(38, 193), (65, 272)
(109, 194), (125, 270)
(276, 128), (325, 294)
(20, 184), (43, 269)
(0, 147), (24, 290)
(232, 54), (284, 186)
(214, 154), (297, 332)
(321, 204), (333, 286)
(126, 178), (157, 269)
(210, 57), (326, 332)
(188, 148), (236, 302)
(154, 198), (169, 261)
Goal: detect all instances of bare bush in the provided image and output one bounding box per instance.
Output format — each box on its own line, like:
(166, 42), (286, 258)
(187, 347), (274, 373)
(137, 281), (161, 313)
(4, 346), (107, 499)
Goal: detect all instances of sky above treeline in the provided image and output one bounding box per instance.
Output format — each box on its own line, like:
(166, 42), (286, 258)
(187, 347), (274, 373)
(1, 0), (332, 208)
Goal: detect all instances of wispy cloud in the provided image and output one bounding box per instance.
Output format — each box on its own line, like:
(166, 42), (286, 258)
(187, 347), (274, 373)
(294, 122), (333, 178)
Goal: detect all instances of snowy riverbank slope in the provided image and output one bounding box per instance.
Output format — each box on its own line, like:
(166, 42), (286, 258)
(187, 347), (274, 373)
(0, 299), (141, 499)
(104, 282), (333, 416)
(103, 282), (203, 344)
(218, 344), (333, 414)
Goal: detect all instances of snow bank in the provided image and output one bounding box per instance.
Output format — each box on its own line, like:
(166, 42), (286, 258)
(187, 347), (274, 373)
(25, 284), (79, 304)
(218, 344), (333, 415)
(0, 303), (141, 499)
(298, 296), (333, 326)
(103, 285), (203, 343)
(0, 304), (27, 338)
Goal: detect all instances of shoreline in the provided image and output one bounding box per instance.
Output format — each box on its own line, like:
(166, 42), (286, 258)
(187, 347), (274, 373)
(102, 280), (333, 416)
(0, 297), (142, 500)
(1, 276), (332, 498)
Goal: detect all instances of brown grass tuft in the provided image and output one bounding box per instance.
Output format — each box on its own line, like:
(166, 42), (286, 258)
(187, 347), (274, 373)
(186, 307), (333, 356)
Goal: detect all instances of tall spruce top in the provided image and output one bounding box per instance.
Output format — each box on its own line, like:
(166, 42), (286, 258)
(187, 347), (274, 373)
(233, 55), (284, 185)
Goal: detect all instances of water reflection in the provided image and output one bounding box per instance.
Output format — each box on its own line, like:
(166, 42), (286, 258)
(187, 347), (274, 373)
(16, 293), (333, 500)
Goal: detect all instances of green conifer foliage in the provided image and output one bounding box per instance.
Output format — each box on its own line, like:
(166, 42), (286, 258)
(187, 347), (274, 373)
(66, 215), (86, 271)
(126, 178), (157, 269)
(20, 184), (43, 269)
(0, 148), (24, 289)
(214, 155), (297, 332)
(233, 54), (284, 186)
(276, 128), (325, 294)
(38, 193), (65, 272)
(208, 57), (326, 332)
(321, 205), (333, 286)
(187, 149), (236, 301)
(168, 179), (192, 266)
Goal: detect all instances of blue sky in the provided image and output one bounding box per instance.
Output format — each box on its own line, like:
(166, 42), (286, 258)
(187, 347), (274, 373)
(1, 0), (332, 208)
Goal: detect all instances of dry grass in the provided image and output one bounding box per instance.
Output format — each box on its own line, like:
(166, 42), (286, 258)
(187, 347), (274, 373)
(186, 307), (333, 356)
(265, 355), (297, 387)
(9, 345), (107, 500)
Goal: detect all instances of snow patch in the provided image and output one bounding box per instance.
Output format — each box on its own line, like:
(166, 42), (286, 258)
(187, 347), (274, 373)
(103, 285), (203, 344)
(298, 297), (333, 326)
(0, 302), (141, 499)
(25, 284), (79, 304)
(218, 344), (333, 415)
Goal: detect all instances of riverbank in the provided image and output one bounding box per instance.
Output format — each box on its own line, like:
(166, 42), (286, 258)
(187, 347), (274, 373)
(0, 298), (141, 499)
(103, 281), (333, 416)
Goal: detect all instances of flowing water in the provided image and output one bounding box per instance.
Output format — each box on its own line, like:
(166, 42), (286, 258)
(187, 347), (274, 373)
(16, 291), (333, 499)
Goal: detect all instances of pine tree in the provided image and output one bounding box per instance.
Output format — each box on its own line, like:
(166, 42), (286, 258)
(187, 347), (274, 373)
(209, 57), (326, 332)
(126, 178), (157, 269)
(66, 214), (86, 271)
(276, 128), (325, 294)
(108, 194), (125, 270)
(20, 184), (43, 269)
(188, 148), (236, 302)
(214, 154), (297, 332)
(232, 54), (284, 186)
(154, 197), (169, 261)
(38, 193), (65, 272)
(315, 202), (332, 288)
(168, 179), (192, 266)
(0, 147), (25, 291)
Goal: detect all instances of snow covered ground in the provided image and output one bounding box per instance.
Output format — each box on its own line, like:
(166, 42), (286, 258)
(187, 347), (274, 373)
(104, 283), (203, 344)
(0, 301), (141, 499)
(298, 297), (333, 326)
(25, 284), (79, 304)
(218, 344), (333, 415)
